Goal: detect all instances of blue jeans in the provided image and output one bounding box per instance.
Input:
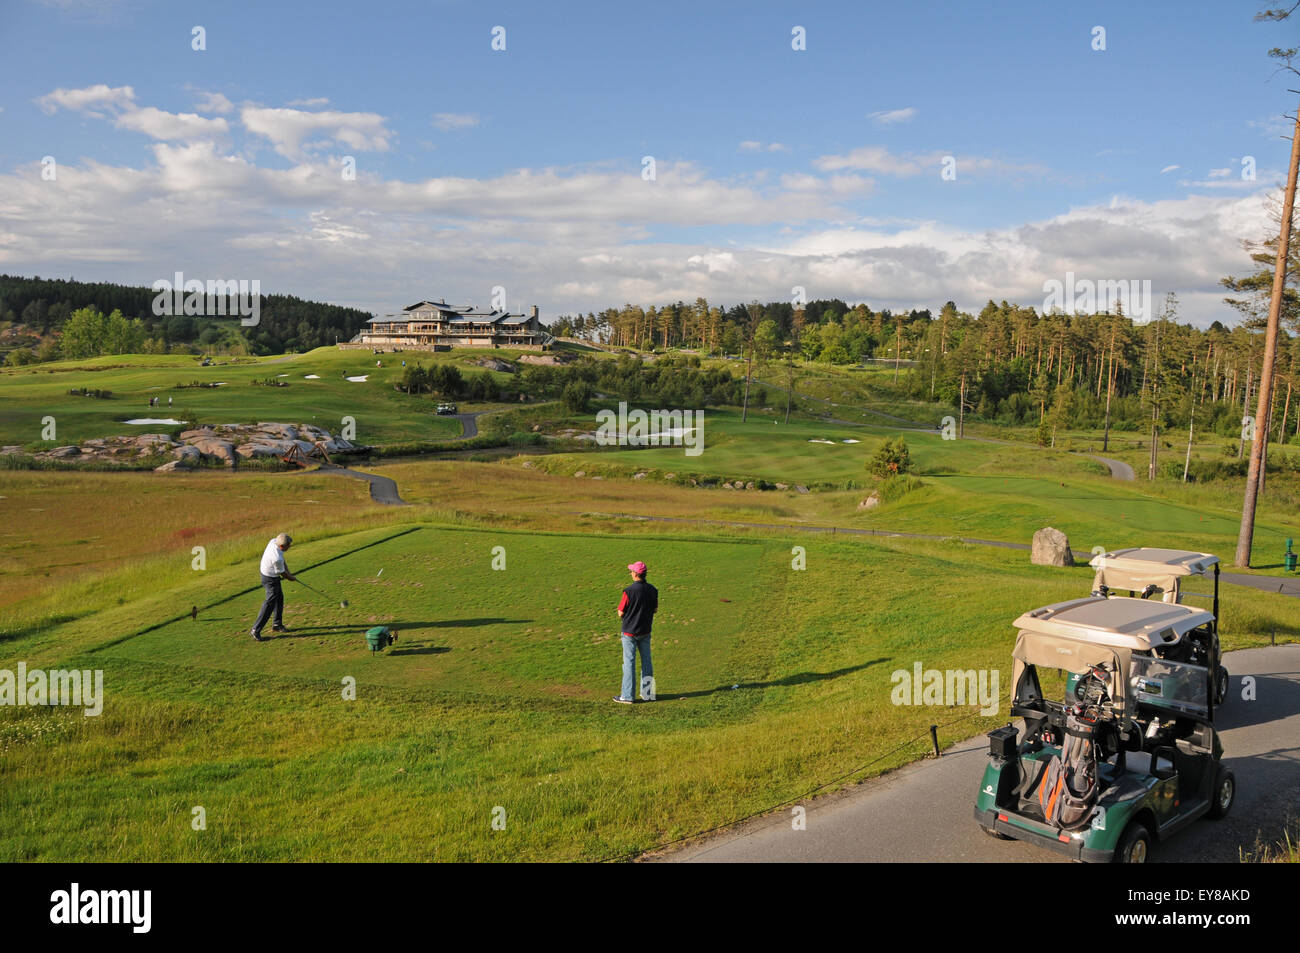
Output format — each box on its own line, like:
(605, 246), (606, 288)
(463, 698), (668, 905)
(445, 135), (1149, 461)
(621, 633), (653, 700)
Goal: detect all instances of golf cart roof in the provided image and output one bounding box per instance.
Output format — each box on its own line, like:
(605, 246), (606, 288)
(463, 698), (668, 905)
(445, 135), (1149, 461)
(1089, 548), (1219, 576)
(1089, 548), (1219, 603)
(1012, 595), (1214, 652)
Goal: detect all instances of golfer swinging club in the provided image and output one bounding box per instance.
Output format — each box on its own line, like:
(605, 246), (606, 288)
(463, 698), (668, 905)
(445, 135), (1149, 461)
(613, 560), (658, 704)
(250, 532), (297, 642)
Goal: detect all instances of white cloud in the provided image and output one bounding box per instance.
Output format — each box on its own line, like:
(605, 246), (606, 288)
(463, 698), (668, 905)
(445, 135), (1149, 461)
(432, 112), (480, 131)
(814, 145), (1048, 180)
(287, 97), (330, 108)
(1208, 168), (1232, 178)
(740, 140), (788, 152)
(4, 88), (1273, 327)
(1160, 164), (1179, 174)
(815, 145), (927, 176)
(868, 107), (916, 124)
(193, 92), (234, 115)
(36, 84), (227, 143)
(115, 107), (228, 141)
(240, 106), (393, 159)
(36, 83), (135, 116)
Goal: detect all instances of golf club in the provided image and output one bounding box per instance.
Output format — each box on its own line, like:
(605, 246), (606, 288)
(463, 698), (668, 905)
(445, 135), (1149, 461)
(296, 579), (349, 609)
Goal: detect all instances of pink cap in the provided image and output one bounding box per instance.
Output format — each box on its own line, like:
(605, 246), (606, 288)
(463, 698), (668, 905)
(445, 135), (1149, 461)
(627, 561), (647, 574)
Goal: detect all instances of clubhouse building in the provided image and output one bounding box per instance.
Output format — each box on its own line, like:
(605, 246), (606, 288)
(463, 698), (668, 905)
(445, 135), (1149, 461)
(346, 300), (554, 351)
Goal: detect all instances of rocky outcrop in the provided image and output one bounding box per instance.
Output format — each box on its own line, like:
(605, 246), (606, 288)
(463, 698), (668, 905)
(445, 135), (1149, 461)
(2, 421), (369, 470)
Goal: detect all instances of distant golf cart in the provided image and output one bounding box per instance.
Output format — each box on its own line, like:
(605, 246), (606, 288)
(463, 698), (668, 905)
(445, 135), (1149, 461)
(1089, 548), (1226, 706)
(973, 596), (1234, 862)
(436, 403), (458, 415)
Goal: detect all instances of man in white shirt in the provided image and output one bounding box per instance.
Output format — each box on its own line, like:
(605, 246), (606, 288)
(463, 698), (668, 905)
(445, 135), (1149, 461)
(250, 533), (297, 642)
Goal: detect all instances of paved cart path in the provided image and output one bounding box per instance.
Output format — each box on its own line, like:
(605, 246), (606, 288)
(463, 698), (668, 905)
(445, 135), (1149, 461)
(455, 413), (479, 438)
(1089, 455), (1135, 480)
(317, 464), (407, 505)
(654, 644), (1300, 863)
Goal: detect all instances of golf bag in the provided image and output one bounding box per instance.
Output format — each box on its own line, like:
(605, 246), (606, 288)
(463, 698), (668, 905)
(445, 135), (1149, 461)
(1035, 712), (1100, 830)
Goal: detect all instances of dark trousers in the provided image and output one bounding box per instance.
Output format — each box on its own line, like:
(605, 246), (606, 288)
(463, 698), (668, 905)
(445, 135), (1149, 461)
(252, 574), (284, 634)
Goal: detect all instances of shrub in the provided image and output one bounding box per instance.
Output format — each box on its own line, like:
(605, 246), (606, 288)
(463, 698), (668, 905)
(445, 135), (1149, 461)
(868, 436), (912, 478)
(562, 380), (593, 414)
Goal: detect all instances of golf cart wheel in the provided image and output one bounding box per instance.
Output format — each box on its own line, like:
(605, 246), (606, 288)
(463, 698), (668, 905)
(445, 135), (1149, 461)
(980, 824), (1012, 841)
(1114, 822), (1152, 863)
(1215, 667), (1228, 707)
(1207, 769), (1235, 820)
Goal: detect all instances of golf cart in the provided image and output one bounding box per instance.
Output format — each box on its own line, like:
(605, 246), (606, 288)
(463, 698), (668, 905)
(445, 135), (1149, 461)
(1089, 548), (1227, 706)
(973, 595), (1235, 862)
(436, 403), (458, 415)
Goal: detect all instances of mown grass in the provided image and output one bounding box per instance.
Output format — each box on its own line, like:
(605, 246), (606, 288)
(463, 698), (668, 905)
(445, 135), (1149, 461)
(2, 516), (1295, 862)
(3, 356), (1299, 861)
(0, 346), (541, 447)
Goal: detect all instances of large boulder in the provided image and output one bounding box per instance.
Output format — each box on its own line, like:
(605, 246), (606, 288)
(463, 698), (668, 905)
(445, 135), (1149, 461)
(1031, 527), (1075, 567)
(179, 427), (214, 442)
(236, 441), (289, 459)
(193, 438), (237, 466)
(45, 446), (80, 458)
(170, 445), (202, 467)
(256, 422), (299, 440)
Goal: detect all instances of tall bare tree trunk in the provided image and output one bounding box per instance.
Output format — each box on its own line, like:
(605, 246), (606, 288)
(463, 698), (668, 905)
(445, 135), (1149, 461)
(1237, 101), (1300, 567)
(1238, 365), (1253, 459)
(959, 373), (966, 438)
(1103, 330), (1116, 453)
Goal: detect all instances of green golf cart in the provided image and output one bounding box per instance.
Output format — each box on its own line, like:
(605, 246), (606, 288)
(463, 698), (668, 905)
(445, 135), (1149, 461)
(973, 595), (1235, 863)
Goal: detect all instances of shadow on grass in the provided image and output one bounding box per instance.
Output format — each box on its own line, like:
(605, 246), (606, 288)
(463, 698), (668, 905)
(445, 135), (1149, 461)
(387, 644), (451, 656)
(659, 657), (890, 700)
(262, 618), (530, 639)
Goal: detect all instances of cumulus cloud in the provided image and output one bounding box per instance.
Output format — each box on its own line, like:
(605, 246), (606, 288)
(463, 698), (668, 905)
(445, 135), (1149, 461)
(37, 83), (135, 115)
(6, 87), (1273, 326)
(241, 106), (393, 159)
(37, 83), (227, 143)
(193, 91), (234, 115)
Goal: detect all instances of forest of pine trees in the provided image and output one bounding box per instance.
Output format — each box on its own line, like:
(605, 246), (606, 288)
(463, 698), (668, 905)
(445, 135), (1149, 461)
(0, 274), (372, 362)
(549, 295), (1300, 446)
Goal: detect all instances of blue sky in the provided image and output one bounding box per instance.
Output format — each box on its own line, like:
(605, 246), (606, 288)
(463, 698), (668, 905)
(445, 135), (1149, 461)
(0, 0), (1295, 325)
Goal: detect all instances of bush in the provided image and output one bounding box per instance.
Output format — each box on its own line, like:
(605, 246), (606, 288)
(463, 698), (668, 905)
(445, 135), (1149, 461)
(562, 380), (593, 414)
(868, 436), (912, 478)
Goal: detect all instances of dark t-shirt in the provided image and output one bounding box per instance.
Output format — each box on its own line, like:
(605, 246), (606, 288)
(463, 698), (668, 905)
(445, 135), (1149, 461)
(618, 579), (659, 636)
